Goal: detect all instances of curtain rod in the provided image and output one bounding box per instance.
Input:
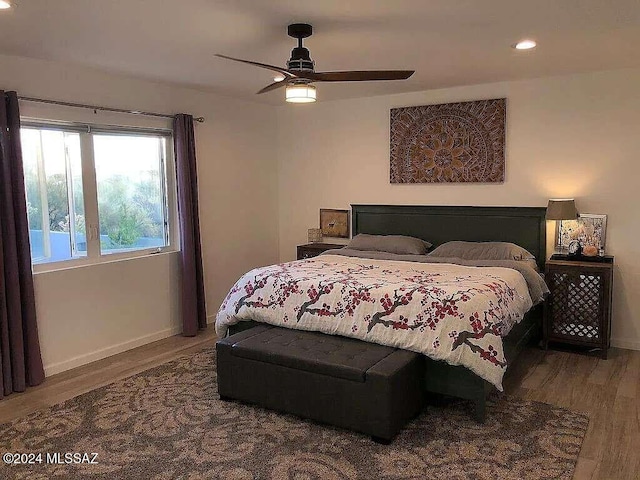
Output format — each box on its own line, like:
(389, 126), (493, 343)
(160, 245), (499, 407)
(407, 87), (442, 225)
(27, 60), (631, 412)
(17, 96), (205, 123)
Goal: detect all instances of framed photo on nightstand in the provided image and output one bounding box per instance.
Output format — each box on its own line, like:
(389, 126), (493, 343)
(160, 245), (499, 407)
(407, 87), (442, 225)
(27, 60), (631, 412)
(320, 209), (350, 238)
(556, 213), (607, 254)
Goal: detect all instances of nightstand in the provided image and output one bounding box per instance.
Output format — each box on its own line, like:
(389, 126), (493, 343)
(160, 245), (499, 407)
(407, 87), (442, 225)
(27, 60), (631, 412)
(543, 257), (614, 358)
(297, 243), (344, 260)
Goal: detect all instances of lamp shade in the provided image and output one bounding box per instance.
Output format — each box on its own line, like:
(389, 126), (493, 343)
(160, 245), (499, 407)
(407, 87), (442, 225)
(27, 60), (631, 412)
(546, 199), (578, 220)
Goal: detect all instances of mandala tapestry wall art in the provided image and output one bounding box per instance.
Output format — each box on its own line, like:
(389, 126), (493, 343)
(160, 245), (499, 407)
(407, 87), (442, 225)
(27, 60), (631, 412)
(390, 98), (506, 183)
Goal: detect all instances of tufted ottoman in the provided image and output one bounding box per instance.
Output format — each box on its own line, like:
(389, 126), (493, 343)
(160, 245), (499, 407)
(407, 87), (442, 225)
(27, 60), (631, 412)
(216, 325), (424, 443)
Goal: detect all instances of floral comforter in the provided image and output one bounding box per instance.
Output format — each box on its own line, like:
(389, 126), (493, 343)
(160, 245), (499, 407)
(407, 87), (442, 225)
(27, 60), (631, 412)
(215, 254), (534, 390)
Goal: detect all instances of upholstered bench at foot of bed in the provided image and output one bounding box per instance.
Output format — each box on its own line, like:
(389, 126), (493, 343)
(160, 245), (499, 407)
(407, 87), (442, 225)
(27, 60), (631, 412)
(216, 325), (425, 443)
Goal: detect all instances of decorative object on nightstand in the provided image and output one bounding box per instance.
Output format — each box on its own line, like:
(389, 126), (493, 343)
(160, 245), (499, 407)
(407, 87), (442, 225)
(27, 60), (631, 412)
(582, 245), (598, 257)
(307, 228), (323, 243)
(297, 243), (344, 260)
(546, 199), (578, 254)
(567, 240), (582, 257)
(319, 209), (350, 238)
(544, 257), (614, 359)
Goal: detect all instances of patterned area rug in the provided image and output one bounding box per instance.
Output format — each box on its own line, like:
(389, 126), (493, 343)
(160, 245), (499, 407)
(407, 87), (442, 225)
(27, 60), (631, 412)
(0, 348), (588, 480)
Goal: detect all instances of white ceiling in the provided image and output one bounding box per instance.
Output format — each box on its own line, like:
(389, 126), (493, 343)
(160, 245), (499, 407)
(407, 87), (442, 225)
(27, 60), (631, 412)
(1, 0), (639, 105)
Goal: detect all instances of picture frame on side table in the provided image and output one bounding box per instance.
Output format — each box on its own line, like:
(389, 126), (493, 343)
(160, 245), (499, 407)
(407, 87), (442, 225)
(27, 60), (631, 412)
(556, 213), (607, 254)
(320, 209), (350, 239)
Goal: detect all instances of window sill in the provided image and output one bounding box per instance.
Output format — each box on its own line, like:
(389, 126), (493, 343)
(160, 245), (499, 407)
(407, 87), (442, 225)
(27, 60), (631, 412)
(32, 248), (180, 275)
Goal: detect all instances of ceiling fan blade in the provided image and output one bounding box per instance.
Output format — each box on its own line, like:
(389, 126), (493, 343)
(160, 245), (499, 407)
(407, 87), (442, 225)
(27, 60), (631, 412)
(296, 70), (415, 82)
(215, 54), (295, 77)
(256, 80), (291, 95)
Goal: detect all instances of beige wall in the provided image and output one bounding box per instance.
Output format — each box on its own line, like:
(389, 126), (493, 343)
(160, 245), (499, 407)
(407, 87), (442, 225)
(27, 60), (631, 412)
(0, 53), (279, 375)
(277, 68), (640, 350)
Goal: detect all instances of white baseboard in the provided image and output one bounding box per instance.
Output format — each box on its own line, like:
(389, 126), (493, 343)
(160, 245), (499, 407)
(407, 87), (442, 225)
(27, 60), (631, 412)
(611, 338), (640, 351)
(207, 314), (216, 325)
(43, 325), (182, 377)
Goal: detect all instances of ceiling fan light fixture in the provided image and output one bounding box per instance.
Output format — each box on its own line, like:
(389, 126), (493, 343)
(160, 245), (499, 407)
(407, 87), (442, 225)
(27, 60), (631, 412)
(0, 0), (12, 9)
(285, 83), (316, 103)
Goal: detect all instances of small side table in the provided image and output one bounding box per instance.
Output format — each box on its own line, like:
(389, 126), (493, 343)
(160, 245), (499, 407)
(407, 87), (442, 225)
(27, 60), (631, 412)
(543, 256), (614, 358)
(296, 243), (344, 260)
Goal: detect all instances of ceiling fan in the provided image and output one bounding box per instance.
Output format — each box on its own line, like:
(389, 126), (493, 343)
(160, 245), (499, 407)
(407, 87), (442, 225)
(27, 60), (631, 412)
(216, 23), (415, 103)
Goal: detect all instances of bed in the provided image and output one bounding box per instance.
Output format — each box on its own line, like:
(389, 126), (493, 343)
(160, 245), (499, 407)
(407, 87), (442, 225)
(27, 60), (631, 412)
(219, 205), (547, 421)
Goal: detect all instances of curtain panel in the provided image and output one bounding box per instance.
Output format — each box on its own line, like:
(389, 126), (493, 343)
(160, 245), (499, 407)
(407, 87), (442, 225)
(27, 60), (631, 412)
(0, 90), (45, 398)
(173, 114), (207, 336)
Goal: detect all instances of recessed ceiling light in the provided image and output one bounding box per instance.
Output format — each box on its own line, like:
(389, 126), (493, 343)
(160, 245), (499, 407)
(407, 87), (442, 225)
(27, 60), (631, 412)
(273, 75), (286, 82)
(513, 39), (537, 50)
(0, 0), (12, 9)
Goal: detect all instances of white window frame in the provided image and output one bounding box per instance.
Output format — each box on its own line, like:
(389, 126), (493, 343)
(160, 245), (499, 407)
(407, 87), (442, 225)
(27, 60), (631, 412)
(22, 119), (179, 273)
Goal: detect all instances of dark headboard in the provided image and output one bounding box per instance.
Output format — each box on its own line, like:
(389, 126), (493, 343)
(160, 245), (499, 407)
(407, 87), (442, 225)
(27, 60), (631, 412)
(351, 205), (547, 270)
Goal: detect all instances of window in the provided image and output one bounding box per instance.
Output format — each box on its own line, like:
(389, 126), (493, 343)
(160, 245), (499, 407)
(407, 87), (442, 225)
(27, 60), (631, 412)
(22, 128), (85, 263)
(94, 135), (168, 254)
(20, 122), (176, 268)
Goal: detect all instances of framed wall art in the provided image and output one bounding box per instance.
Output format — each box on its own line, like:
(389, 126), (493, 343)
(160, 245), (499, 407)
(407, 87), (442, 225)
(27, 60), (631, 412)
(390, 98), (506, 183)
(320, 209), (350, 238)
(556, 214), (608, 253)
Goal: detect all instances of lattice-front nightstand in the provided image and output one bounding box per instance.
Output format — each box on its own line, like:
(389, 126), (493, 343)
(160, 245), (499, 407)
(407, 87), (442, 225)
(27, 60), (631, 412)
(297, 243), (344, 260)
(543, 256), (614, 359)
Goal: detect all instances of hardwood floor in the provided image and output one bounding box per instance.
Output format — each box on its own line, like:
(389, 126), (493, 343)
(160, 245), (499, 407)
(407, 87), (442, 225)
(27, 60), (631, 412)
(1, 332), (638, 480)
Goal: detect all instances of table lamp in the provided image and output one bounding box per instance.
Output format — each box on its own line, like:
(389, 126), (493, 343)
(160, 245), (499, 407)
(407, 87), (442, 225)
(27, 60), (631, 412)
(546, 199), (578, 253)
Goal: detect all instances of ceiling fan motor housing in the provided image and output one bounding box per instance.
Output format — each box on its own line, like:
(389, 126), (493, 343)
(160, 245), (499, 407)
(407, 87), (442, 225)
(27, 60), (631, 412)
(287, 23), (315, 72)
(288, 47), (314, 72)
